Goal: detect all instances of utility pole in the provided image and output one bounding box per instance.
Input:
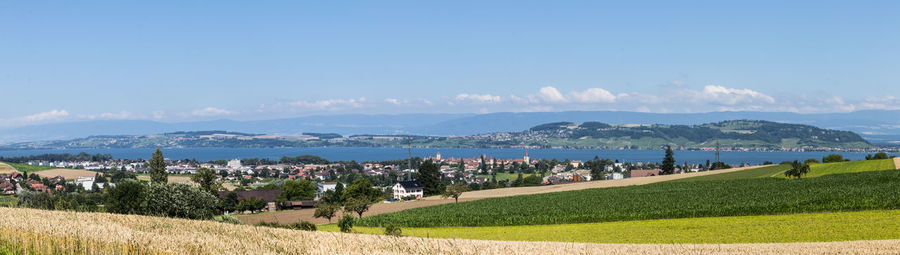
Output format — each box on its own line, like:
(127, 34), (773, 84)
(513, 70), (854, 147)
(407, 135), (412, 181)
(715, 139), (721, 164)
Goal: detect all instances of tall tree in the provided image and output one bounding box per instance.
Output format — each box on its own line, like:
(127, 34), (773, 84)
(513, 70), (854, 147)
(314, 202), (340, 222)
(191, 167), (220, 194)
(784, 160), (810, 179)
(278, 179), (317, 201)
(418, 160), (443, 196)
(149, 148), (168, 184)
(661, 145), (675, 175)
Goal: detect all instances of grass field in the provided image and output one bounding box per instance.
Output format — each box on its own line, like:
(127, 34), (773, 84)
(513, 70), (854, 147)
(327, 210), (900, 244)
(0, 197), (15, 208)
(358, 170), (900, 227)
(671, 164), (791, 182)
(476, 172), (534, 181)
(137, 174), (193, 184)
(13, 207), (900, 254)
(804, 159), (896, 178)
(5, 163), (56, 172)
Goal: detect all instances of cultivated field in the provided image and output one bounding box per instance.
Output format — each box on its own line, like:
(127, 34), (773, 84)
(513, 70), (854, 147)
(358, 170), (900, 227)
(137, 174), (193, 184)
(239, 165), (762, 224)
(34, 169), (100, 179)
(3, 207), (900, 255)
(896, 157), (900, 170)
(804, 159), (896, 178)
(326, 209), (900, 244)
(0, 162), (15, 175)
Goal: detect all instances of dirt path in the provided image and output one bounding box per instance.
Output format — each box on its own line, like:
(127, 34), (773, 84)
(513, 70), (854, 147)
(895, 157), (900, 170)
(239, 165), (762, 225)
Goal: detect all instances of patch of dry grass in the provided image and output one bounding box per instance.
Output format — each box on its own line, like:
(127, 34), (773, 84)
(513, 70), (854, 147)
(0, 162), (16, 175)
(34, 169), (100, 179)
(1, 207), (900, 254)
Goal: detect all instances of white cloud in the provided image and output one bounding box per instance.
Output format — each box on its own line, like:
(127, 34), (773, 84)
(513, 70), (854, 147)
(537, 86), (568, 103)
(191, 107), (235, 117)
(569, 88), (617, 103)
(288, 97), (367, 111)
(455, 93), (501, 103)
(22, 109), (69, 122)
(697, 85), (776, 105)
(385, 98), (403, 105)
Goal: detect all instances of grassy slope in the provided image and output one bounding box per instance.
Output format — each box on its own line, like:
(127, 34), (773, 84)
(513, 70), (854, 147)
(358, 170), (900, 227)
(5, 163), (56, 172)
(0, 197), (14, 208)
(670, 164), (791, 182)
(327, 209), (900, 244)
(805, 159), (896, 178)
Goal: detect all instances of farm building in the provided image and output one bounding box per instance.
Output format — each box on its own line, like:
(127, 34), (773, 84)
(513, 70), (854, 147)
(392, 181), (424, 200)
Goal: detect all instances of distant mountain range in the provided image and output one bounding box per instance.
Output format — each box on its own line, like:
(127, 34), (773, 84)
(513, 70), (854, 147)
(0, 120), (876, 150)
(1, 110), (898, 145)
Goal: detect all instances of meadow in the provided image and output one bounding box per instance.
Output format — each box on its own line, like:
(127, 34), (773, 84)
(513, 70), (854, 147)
(804, 159), (896, 178)
(327, 209), (900, 244)
(671, 164), (791, 182)
(357, 170), (900, 227)
(4, 163), (56, 172)
(9, 207), (895, 254)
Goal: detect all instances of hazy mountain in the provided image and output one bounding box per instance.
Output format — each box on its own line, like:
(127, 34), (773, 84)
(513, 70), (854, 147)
(1, 110), (898, 145)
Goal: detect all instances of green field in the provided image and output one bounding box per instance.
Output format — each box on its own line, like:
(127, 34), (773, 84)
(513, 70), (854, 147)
(0, 196), (16, 208)
(358, 170), (900, 227)
(326, 210), (900, 244)
(6, 163), (56, 172)
(476, 172), (534, 181)
(671, 164), (791, 182)
(804, 159), (895, 178)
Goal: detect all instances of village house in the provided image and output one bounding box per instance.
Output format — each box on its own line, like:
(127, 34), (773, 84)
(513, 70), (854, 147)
(629, 169), (662, 178)
(392, 181), (424, 200)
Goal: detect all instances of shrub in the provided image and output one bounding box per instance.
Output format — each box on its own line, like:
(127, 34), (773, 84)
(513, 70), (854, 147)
(338, 214), (354, 233)
(236, 197), (267, 212)
(145, 183), (219, 220)
(822, 154), (845, 163)
(804, 158), (820, 164)
(383, 223), (402, 236)
(215, 215), (243, 225)
(290, 221), (317, 231)
(104, 179), (146, 215)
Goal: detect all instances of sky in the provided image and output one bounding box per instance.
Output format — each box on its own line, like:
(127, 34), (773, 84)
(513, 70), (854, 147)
(1, 1), (899, 128)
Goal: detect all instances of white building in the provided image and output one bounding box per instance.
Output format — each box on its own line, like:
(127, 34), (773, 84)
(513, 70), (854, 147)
(318, 182), (338, 193)
(607, 172), (624, 180)
(227, 159), (242, 169)
(392, 181), (424, 200)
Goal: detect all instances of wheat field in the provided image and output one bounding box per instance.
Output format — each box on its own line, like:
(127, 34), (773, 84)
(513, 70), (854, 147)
(2, 207), (900, 254)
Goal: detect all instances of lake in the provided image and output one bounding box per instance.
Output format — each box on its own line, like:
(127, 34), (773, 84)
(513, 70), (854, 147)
(0, 147), (877, 165)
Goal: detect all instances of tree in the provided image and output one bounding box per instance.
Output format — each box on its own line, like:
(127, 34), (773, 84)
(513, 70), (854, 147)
(220, 191), (239, 212)
(784, 160), (810, 179)
(191, 167), (220, 194)
(661, 145), (675, 175)
(343, 196), (373, 218)
(442, 183), (469, 203)
(278, 179), (317, 201)
(590, 156), (604, 181)
(822, 154), (845, 163)
(418, 160), (443, 195)
(105, 179), (146, 215)
(313, 203), (340, 222)
(341, 179), (380, 203)
(149, 148), (168, 184)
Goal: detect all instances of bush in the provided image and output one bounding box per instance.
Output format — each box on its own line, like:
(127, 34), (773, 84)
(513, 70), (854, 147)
(215, 215), (244, 225)
(290, 221), (317, 231)
(236, 197), (267, 212)
(105, 179), (146, 215)
(822, 154), (845, 163)
(338, 214), (354, 233)
(383, 223), (402, 236)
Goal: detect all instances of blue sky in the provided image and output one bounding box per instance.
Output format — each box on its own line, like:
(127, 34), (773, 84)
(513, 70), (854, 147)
(1, 1), (899, 128)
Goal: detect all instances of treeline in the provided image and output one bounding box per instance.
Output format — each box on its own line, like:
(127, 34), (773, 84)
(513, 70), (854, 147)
(0, 152), (113, 163)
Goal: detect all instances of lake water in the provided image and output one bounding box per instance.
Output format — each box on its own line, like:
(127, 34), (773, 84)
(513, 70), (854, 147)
(0, 147), (877, 165)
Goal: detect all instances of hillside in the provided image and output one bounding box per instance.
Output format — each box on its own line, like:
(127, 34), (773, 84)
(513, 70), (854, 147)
(2, 110), (899, 145)
(0, 120), (874, 150)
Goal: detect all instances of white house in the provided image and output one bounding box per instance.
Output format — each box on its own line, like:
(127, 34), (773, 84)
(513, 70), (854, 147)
(227, 159), (242, 169)
(392, 181), (424, 200)
(318, 182), (338, 193)
(607, 172), (624, 180)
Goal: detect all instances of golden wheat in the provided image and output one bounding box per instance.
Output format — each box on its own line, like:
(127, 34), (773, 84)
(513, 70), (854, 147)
(1, 207), (899, 254)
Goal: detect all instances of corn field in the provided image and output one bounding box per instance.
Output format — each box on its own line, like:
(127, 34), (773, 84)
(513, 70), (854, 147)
(1, 207), (900, 254)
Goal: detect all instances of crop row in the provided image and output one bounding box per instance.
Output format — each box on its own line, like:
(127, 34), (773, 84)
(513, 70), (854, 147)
(358, 169), (900, 227)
